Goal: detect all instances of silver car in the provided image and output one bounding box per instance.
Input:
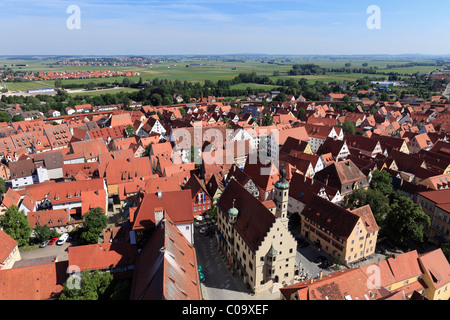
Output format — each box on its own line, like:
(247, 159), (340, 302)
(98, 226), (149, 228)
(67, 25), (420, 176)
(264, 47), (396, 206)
(39, 240), (50, 248)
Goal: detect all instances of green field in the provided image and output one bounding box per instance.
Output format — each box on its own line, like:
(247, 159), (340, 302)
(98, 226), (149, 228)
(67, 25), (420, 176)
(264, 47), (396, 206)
(70, 87), (141, 97)
(1, 56), (446, 92)
(2, 81), (55, 92)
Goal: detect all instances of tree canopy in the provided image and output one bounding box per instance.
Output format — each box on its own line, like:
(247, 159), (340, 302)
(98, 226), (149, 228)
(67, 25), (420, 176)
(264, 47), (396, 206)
(79, 208), (108, 245)
(0, 205), (33, 247)
(59, 270), (113, 300)
(346, 170), (430, 246)
(382, 193), (431, 244)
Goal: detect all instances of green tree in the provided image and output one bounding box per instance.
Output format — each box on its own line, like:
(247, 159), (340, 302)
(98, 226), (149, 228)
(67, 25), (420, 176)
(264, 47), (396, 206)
(262, 113), (273, 126)
(150, 93), (162, 106)
(0, 178), (6, 195)
(380, 91), (389, 102)
(34, 224), (59, 243)
(273, 92), (287, 102)
(364, 188), (391, 224)
(80, 208), (108, 245)
(59, 270), (113, 300)
(382, 193), (431, 244)
(346, 187), (391, 227)
(125, 124), (136, 137)
(370, 170), (393, 195)
(11, 115), (23, 122)
(54, 79), (63, 88)
(122, 78), (130, 88)
(0, 205), (33, 247)
(342, 120), (355, 134)
(297, 108), (306, 121)
(206, 204), (217, 219)
(0, 111), (11, 123)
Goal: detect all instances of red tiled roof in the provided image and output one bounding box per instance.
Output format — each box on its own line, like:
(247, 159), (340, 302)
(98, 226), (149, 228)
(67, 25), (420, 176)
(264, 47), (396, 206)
(0, 230), (18, 264)
(218, 179), (276, 253)
(419, 249), (450, 290)
(350, 205), (379, 234)
(130, 215), (202, 300)
(68, 242), (138, 272)
(1, 188), (21, 208)
(280, 268), (386, 300)
(302, 194), (360, 240)
(104, 157), (153, 186)
(132, 190), (193, 230)
(27, 209), (68, 228)
(0, 261), (67, 300)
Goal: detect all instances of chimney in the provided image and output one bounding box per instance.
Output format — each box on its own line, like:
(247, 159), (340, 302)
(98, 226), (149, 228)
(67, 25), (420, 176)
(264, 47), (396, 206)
(319, 271), (323, 280)
(157, 190), (162, 198)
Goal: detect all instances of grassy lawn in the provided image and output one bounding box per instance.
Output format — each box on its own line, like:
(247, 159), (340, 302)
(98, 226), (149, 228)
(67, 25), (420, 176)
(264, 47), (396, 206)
(229, 83), (282, 91)
(3, 81), (55, 92)
(69, 87), (141, 96)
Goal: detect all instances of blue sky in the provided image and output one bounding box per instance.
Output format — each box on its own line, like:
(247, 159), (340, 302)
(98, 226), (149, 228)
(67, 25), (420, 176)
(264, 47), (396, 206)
(0, 0), (449, 55)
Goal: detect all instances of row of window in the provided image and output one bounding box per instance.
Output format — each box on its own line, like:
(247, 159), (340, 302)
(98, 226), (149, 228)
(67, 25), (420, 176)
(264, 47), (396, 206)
(194, 204), (210, 212)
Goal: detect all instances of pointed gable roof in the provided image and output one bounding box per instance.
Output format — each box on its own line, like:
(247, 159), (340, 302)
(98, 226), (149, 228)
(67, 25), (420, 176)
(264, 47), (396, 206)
(418, 248), (450, 291)
(183, 174), (210, 199)
(218, 179), (276, 253)
(243, 156), (279, 192)
(350, 204), (379, 234)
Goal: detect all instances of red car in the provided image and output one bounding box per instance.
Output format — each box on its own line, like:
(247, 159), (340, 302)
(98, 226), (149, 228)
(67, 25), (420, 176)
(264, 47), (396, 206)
(48, 237), (58, 245)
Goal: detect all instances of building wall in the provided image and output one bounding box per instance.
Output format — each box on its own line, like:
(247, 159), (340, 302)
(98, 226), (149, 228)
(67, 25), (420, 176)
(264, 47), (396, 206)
(48, 168), (64, 180)
(399, 142), (410, 154)
(52, 200), (83, 212)
(288, 197), (305, 217)
(301, 215), (377, 265)
(0, 245), (21, 270)
(176, 222), (194, 245)
(417, 194), (450, 244)
(342, 219), (377, 264)
(11, 176), (34, 189)
(308, 137), (325, 154)
(386, 275), (423, 295)
(192, 191), (211, 216)
(217, 209), (296, 294)
(253, 219), (297, 293)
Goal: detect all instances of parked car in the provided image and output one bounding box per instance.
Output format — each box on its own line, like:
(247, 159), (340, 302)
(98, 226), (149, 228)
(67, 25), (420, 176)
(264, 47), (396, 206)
(56, 233), (69, 245)
(48, 237), (58, 245)
(314, 255), (328, 263)
(298, 240), (310, 248)
(39, 240), (50, 248)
